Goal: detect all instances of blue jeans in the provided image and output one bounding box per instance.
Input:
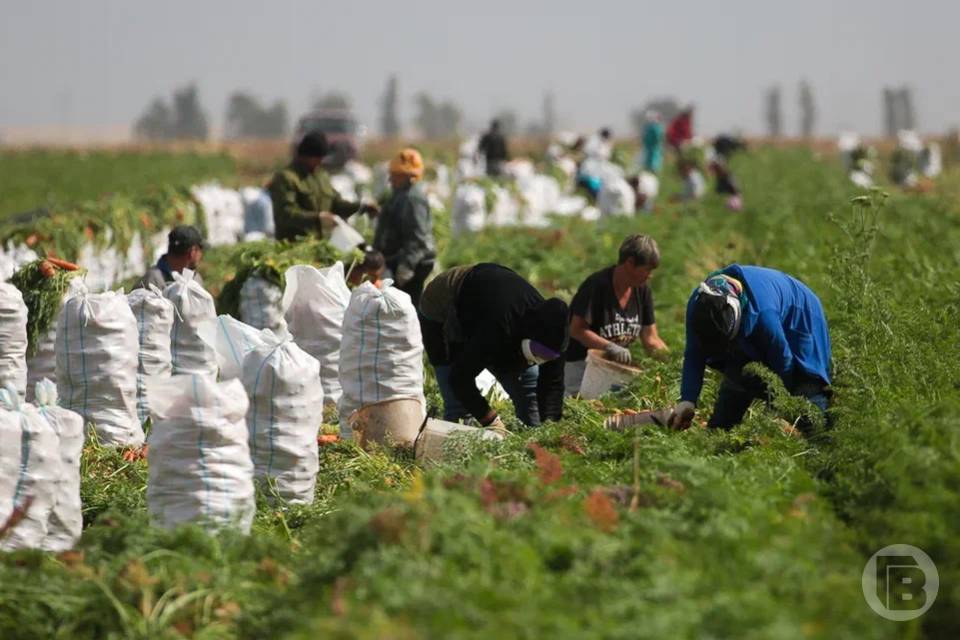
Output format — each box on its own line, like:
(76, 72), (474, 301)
(707, 368), (829, 432)
(434, 364), (541, 426)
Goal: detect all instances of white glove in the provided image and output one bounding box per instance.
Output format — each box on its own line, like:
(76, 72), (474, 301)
(667, 401), (696, 430)
(603, 342), (632, 364)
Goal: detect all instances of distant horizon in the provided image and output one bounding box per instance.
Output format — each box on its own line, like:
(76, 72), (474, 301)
(3, 0), (958, 143)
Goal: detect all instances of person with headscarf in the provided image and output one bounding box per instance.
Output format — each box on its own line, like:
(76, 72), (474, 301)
(372, 148), (436, 305)
(668, 265), (832, 432)
(419, 263), (570, 429)
(267, 131), (378, 241)
(666, 106), (695, 152)
(641, 112), (665, 174)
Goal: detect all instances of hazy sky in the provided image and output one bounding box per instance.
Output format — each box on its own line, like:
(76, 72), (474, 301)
(2, 0), (959, 140)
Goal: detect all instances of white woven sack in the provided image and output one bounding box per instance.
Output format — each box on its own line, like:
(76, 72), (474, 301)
(56, 285), (143, 448)
(282, 263), (350, 404)
(240, 276), (287, 334)
(242, 331), (323, 504)
(338, 282), (425, 439)
(0, 384), (60, 550)
(451, 184), (487, 236)
(34, 379), (84, 551)
(164, 269), (218, 377)
(127, 286), (175, 424)
(0, 394), (22, 536)
(0, 282), (28, 399)
(598, 177), (637, 217)
(146, 376), (255, 533)
(204, 315), (265, 381)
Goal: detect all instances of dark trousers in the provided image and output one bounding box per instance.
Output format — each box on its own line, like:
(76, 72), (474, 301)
(707, 365), (830, 432)
(434, 363), (542, 426)
(394, 261), (434, 309)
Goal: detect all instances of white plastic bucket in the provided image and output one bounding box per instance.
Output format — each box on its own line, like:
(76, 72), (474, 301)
(578, 349), (641, 399)
(414, 418), (505, 464)
(347, 397), (425, 449)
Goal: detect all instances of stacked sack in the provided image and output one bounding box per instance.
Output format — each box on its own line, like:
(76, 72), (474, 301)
(338, 282), (425, 439)
(0, 282), (28, 398)
(242, 330), (323, 504)
(165, 269), (218, 377)
(283, 263), (351, 404)
(56, 284), (143, 448)
(127, 286), (174, 424)
(239, 276), (287, 334)
(146, 376), (255, 532)
(0, 384), (60, 550)
(34, 379), (84, 551)
(208, 314), (265, 381)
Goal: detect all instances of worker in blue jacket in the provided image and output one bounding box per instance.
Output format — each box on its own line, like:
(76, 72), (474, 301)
(667, 265), (832, 431)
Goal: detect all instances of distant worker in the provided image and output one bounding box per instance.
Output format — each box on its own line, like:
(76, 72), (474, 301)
(641, 112), (665, 173)
(478, 120), (510, 177)
(666, 106), (695, 151)
(667, 265), (832, 433)
(565, 235), (668, 395)
(139, 225), (205, 290)
(346, 244), (385, 289)
(372, 148), (436, 306)
(419, 263), (570, 429)
(267, 131), (378, 241)
(584, 127), (614, 161)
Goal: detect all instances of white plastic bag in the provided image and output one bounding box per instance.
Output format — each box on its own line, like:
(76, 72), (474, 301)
(57, 285), (143, 448)
(146, 376), (255, 533)
(329, 216), (365, 253)
(34, 379), (83, 552)
(242, 332), (323, 504)
(0, 385), (60, 550)
(0, 282), (28, 399)
(127, 286), (174, 424)
(164, 269), (218, 377)
(338, 282), (425, 439)
(283, 263), (351, 404)
(239, 276), (287, 334)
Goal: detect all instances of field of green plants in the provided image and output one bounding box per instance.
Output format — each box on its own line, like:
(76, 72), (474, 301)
(1, 144), (957, 639)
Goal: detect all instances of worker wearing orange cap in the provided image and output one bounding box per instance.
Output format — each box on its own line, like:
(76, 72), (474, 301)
(373, 148), (436, 305)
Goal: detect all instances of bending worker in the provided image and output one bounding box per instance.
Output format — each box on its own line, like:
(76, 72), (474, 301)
(419, 263), (570, 429)
(565, 234), (668, 395)
(267, 131), (378, 241)
(372, 148), (436, 306)
(668, 265), (832, 432)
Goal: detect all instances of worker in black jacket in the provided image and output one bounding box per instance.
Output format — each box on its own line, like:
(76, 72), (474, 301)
(478, 120), (509, 177)
(419, 263), (569, 429)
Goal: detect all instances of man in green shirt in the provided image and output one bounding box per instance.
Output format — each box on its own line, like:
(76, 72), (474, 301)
(267, 132), (378, 241)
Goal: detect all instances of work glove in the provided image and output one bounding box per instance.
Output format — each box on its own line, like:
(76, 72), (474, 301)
(394, 265), (415, 287)
(603, 342), (632, 365)
(666, 401), (696, 430)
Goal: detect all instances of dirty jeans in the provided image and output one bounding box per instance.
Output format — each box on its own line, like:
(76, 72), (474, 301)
(434, 364), (541, 426)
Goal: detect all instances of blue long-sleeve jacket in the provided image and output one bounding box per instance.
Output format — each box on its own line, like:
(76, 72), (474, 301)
(680, 265), (832, 404)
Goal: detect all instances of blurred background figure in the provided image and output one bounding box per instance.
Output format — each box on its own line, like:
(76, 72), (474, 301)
(346, 243), (385, 288)
(666, 106), (695, 152)
(478, 120), (509, 178)
(640, 111), (665, 174)
(373, 147), (436, 305)
(583, 127), (613, 161)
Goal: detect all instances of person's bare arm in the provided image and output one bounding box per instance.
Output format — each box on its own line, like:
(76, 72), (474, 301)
(570, 314), (611, 351)
(641, 324), (668, 357)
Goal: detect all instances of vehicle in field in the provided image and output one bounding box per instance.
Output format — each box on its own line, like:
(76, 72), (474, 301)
(293, 109), (365, 166)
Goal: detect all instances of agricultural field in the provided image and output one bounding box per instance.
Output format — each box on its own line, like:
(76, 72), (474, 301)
(0, 143), (958, 639)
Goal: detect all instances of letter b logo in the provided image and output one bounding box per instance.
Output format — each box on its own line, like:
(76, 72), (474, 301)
(863, 545), (938, 621)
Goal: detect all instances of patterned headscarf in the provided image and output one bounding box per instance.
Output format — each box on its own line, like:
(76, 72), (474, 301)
(691, 272), (747, 349)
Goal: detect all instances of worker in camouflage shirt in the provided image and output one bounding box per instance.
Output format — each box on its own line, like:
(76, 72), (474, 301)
(268, 132), (378, 241)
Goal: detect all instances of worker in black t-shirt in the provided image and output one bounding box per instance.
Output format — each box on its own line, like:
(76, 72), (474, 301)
(565, 234), (669, 396)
